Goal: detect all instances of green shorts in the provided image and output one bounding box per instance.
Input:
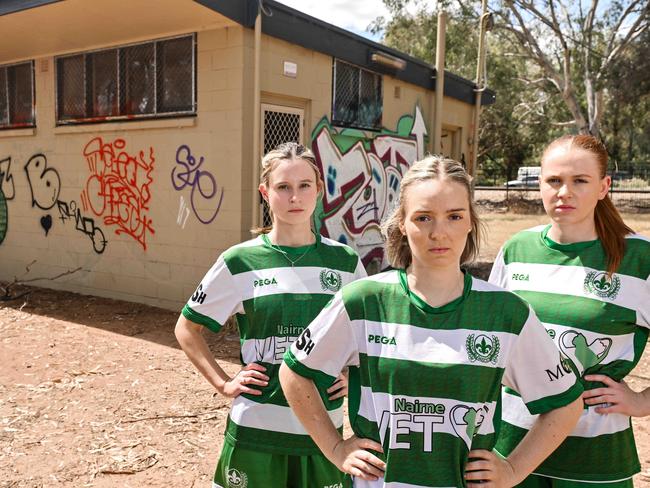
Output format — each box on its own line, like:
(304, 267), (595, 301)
(517, 474), (633, 488)
(212, 441), (350, 488)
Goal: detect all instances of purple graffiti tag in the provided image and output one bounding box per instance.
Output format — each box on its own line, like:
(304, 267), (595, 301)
(171, 145), (224, 225)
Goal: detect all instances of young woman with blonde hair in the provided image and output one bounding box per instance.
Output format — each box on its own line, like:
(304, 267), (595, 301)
(280, 155), (583, 487)
(490, 134), (650, 487)
(176, 142), (366, 487)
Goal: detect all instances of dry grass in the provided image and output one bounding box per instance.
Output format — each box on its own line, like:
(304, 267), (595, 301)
(478, 211), (650, 263)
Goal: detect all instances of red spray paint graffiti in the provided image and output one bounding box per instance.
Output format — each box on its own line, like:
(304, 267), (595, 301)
(80, 137), (155, 250)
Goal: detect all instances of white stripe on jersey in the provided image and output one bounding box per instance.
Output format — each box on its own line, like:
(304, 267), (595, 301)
(354, 480), (456, 488)
(522, 225), (548, 233)
(241, 335), (302, 364)
(356, 387), (497, 450)
(470, 277), (512, 293)
(353, 320), (518, 370)
(504, 262), (648, 323)
(230, 266), (358, 300)
(230, 396), (344, 435)
(501, 389), (630, 438)
(542, 322), (636, 374)
(355, 270), (402, 285)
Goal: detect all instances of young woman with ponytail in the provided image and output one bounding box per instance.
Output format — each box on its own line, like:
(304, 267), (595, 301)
(280, 156), (583, 487)
(175, 142), (366, 487)
(490, 134), (650, 487)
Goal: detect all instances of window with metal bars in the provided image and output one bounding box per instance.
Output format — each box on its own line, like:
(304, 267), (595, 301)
(261, 107), (303, 227)
(55, 34), (196, 125)
(332, 59), (382, 130)
(0, 61), (35, 130)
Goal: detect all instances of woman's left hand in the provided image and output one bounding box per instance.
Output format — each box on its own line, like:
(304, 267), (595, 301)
(327, 373), (348, 401)
(465, 449), (518, 488)
(583, 374), (650, 417)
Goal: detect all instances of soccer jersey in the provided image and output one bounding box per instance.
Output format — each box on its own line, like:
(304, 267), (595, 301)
(490, 225), (650, 482)
(182, 233), (366, 455)
(284, 269), (583, 487)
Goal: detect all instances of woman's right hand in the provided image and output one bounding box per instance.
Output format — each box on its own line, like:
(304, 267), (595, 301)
(330, 435), (386, 481)
(221, 363), (269, 398)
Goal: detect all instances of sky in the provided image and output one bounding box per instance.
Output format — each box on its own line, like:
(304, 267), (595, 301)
(274, 0), (390, 41)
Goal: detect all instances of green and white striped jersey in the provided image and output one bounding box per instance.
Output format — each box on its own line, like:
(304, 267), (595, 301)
(490, 225), (650, 482)
(182, 233), (366, 455)
(284, 269), (582, 487)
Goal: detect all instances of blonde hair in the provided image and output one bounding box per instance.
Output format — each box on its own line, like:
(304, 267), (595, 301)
(252, 142), (323, 235)
(542, 134), (633, 274)
(381, 155), (483, 269)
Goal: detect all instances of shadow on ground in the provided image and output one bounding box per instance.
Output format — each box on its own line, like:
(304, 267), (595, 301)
(0, 283), (238, 355)
(0, 261), (495, 351)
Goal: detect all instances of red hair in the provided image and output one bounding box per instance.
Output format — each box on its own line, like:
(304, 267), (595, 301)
(543, 135), (634, 274)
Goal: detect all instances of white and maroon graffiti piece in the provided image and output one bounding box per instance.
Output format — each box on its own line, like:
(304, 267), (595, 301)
(312, 106), (427, 270)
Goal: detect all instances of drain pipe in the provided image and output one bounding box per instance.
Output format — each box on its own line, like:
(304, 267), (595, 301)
(470, 0), (491, 178)
(433, 10), (447, 156)
(251, 5), (262, 228)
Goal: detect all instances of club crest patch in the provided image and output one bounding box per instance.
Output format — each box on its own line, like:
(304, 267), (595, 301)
(226, 468), (248, 488)
(320, 269), (342, 292)
(466, 334), (500, 364)
(583, 271), (621, 299)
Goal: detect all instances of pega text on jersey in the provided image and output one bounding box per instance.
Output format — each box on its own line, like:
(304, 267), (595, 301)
(511, 273), (529, 281)
(368, 334), (397, 345)
(254, 277), (278, 287)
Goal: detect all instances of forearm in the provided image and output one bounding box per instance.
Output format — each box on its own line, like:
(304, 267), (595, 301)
(279, 364), (342, 461)
(175, 316), (231, 393)
(506, 397), (582, 484)
(639, 387), (650, 417)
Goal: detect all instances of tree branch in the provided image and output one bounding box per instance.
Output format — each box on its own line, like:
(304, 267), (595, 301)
(599, 3), (650, 79)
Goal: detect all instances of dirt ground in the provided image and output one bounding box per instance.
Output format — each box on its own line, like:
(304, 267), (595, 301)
(1, 211), (649, 488)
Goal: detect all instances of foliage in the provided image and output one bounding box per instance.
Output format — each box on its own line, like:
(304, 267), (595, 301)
(371, 0), (650, 183)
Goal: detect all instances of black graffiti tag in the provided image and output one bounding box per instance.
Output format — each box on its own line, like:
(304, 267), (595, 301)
(25, 154), (61, 210)
(57, 200), (107, 254)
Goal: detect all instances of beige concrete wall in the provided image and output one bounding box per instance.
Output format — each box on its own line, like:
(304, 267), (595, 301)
(257, 33), (333, 137)
(0, 27), (247, 310)
(0, 21), (479, 309)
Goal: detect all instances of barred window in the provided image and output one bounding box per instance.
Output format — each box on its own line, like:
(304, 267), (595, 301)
(56, 34), (195, 124)
(332, 59), (382, 130)
(0, 61), (35, 129)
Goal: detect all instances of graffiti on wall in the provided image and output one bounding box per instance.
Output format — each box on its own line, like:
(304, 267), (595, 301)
(57, 200), (107, 254)
(0, 157), (15, 245)
(24, 154), (61, 235)
(0, 188), (6, 245)
(312, 106), (427, 269)
(23, 152), (108, 251)
(25, 154), (60, 210)
(171, 145), (224, 227)
(0, 157), (16, 201)
(81, 137), (155, 251)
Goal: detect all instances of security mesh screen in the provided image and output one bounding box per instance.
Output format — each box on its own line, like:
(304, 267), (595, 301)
(261, 108), (302, 227)
(0, 62), (34, 128)
(56, 34), (195, 123)
(123, 43), (155, 115)
(332, 59), (382, 130)
(0, 68), (7, 126)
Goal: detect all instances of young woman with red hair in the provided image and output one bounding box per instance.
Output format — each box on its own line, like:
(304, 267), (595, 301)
(490, 135), (650, 487)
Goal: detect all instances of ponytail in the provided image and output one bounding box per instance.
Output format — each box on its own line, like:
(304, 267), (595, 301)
(594, 195), (633, 274)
